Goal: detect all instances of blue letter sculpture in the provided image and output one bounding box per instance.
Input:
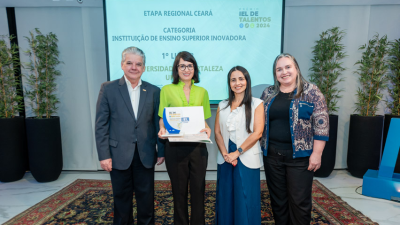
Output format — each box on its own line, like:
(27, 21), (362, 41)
(363, 118), (400, 201)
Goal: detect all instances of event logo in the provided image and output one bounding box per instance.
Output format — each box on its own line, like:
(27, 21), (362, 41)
(238, 7), (271, 29)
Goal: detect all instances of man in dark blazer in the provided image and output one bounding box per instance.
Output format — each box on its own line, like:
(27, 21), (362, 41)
(95, 47), (164, 225)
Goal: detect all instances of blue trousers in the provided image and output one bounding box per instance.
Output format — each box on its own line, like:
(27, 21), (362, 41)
(215, 140), (261, 225)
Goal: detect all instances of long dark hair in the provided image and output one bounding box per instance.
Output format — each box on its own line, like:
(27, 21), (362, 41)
(171, 51), (200, 84)
(224, 66), (253, 133)
(272, 53), (306, 98)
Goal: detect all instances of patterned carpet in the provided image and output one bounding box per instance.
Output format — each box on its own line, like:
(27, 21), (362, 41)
(5, 179), (377, 225)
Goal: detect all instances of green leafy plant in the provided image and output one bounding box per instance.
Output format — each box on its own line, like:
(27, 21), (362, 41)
(0, 35), (23, 118)
(386, 38), (400, 116)
(354, 34), (390, 116)
(309, 27), (346, 114)
(24, 28), (61, 119)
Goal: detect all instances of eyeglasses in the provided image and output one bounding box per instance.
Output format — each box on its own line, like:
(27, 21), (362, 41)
(178, 64), (194, 71)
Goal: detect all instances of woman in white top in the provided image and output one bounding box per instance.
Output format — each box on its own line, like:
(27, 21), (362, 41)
(214, 66), (265, 224)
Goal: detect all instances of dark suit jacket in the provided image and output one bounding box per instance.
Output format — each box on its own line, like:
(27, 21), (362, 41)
(95, 76), (164, 170)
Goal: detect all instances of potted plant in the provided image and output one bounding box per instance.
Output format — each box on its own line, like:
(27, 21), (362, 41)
(0, 35), (27, 182)
(347, 34), (389, 178)
(382, 38), (400, 173)
(309, 27), (346, 177)
(24, 28), (63, 182)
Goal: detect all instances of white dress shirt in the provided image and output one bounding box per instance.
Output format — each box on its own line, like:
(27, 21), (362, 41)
(124, 76), (141, 120)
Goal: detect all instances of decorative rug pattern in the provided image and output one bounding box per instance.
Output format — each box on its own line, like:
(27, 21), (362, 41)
(4, 179), (377, 225)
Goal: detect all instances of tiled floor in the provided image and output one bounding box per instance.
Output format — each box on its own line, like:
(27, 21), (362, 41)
(0, 170), (399, 224)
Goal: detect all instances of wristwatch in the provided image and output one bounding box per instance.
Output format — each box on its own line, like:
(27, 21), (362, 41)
(238, 147), (244, 155)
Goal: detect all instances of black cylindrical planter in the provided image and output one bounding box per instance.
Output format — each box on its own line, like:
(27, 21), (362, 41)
(315, 115), (338, 177)
(26, 116), (63, 182)
(382, 114), (400, 173)
(0, 117), (28, 182)
(347, 114), (384, 178)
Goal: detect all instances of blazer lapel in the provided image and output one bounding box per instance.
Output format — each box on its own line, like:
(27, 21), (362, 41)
(136, 81), (147, 121)
(118, 76), (136, 120)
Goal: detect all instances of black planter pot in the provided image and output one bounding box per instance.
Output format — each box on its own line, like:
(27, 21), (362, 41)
(314, 115), (338, 177)
(382, 114), (400, 173)
(26, 116), (63, 182)
(347, 114), (384, 178)
(0, 116), (28, 182)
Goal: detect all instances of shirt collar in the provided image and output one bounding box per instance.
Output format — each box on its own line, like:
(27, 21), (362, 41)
(178, 79), (195, 87)
(124, 75), (142, 90)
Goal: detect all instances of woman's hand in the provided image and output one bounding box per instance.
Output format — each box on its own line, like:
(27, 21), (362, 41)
(232, 159), (238, 167)
(158, 118), (168, 139)
(308, 152), (322, 172)
(200, 127), (212, 138)
(225, 151), (240, 163)
(157, 157), (165, 165)
(158, 127), (168, 139)
(309, 140), (325, 172)
(223, 153), (229, 162)
(223, 153), (238, 166)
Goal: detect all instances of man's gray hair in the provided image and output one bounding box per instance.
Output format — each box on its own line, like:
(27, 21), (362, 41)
(121, 47), (146, 65)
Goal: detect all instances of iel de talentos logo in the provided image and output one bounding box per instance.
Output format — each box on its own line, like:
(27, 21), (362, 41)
(239, 7), (271, 29)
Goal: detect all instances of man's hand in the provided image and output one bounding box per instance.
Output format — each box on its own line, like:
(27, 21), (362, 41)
(157, 157), (165, 165)
(100, 158), (112, 172)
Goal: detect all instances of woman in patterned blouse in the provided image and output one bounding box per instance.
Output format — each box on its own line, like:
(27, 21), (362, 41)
(260, 53), (329, 225)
